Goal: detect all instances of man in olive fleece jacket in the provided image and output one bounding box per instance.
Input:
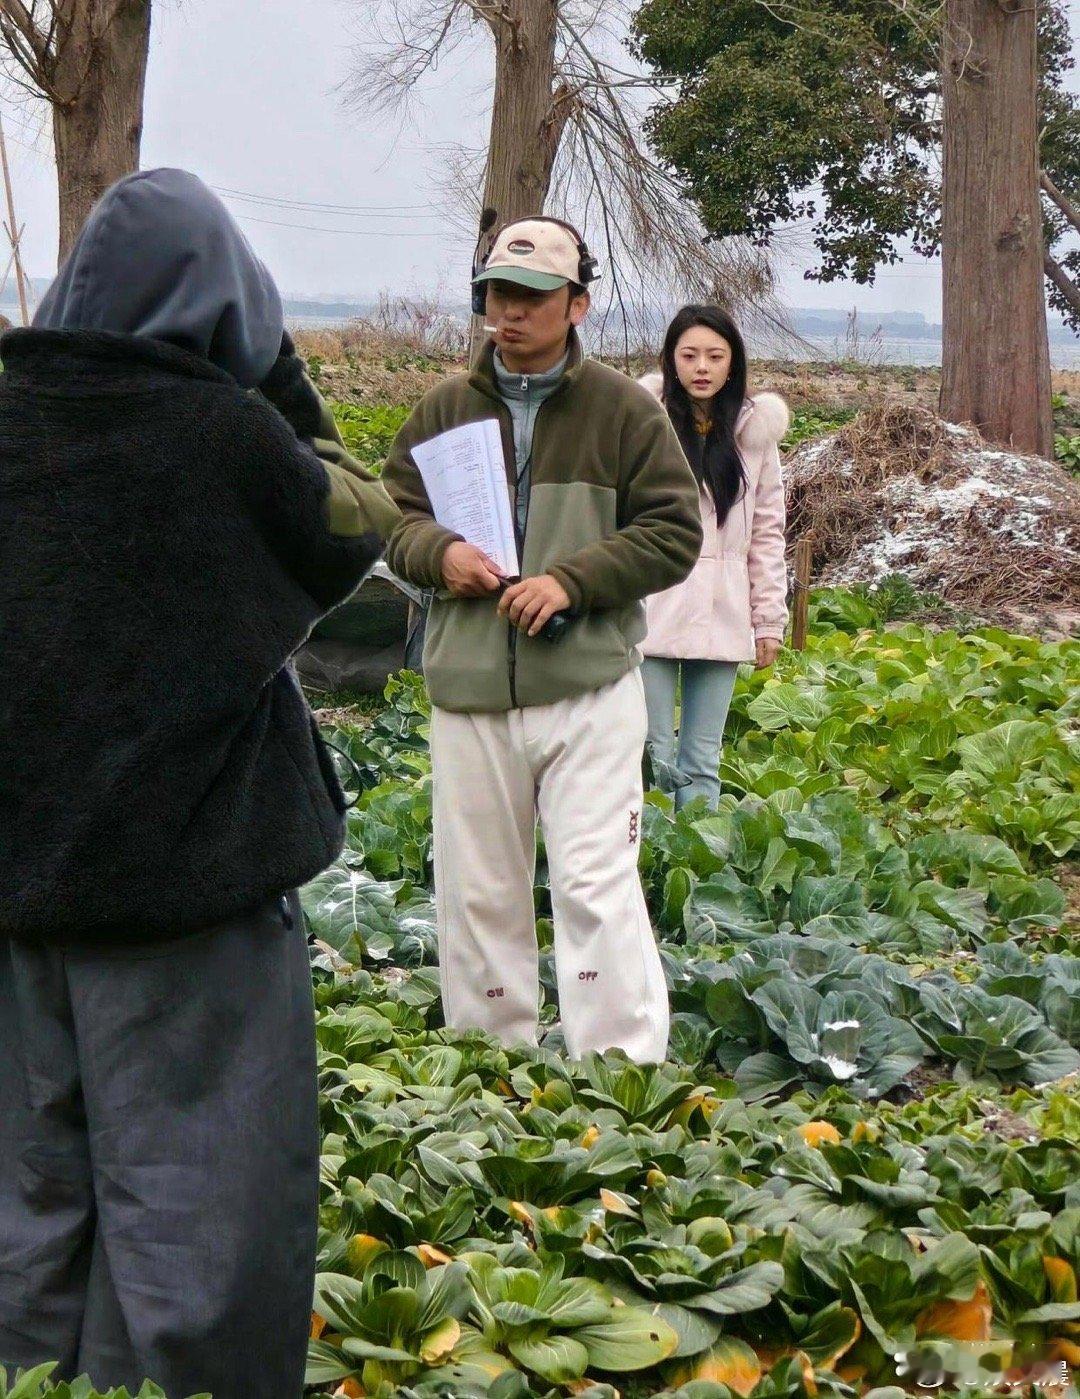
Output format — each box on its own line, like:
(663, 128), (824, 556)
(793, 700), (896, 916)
(382, 217), (701, 1063)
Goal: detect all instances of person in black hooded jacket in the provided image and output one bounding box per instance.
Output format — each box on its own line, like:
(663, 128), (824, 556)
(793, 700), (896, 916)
(0, 169), (397, 1397)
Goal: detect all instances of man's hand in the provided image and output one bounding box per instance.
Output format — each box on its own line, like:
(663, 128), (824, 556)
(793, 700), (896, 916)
(442, 541), (504, 598)
(498, 574), (571, 637)
(755, 637), (782, 670)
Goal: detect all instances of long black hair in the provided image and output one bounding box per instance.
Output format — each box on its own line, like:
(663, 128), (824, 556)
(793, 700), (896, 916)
(660, 304), (748, 525)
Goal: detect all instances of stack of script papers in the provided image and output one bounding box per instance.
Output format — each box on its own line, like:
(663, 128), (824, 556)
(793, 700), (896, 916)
(411, 419), (520, 579)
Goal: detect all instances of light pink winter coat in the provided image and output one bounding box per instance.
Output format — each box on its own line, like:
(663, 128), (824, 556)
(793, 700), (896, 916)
(639, 373), (790, 663)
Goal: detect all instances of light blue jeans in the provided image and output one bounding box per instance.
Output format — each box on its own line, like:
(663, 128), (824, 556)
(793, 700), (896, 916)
(641, 657), (740, 811)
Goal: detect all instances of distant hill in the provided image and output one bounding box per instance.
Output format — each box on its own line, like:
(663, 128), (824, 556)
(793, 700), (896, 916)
(5, 284), (1076, 351)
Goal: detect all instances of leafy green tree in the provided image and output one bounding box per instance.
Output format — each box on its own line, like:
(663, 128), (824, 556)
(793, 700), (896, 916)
(631, 0), (1080, 331)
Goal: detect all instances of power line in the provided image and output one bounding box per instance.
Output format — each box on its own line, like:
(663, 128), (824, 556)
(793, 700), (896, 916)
(0, 128), (36, 155)
(0, 110), (47, 144)
(233, 211), (443, 238)
(211, 184), (430, 215)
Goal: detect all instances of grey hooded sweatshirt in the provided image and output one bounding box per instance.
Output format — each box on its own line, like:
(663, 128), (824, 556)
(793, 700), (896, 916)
(34, 168), (283, 386)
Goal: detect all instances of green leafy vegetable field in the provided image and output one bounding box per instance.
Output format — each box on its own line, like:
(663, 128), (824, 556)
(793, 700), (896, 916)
(300, 597), (1079, 1399)
(328, 401), (411, 475)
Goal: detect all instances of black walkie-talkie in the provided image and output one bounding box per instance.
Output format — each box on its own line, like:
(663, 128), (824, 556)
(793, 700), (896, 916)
(539, 610), (573, 644)
(496, 581), (574, 644)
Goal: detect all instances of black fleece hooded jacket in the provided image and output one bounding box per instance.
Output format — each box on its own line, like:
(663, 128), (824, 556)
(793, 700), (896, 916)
(0, 169), (386, 945)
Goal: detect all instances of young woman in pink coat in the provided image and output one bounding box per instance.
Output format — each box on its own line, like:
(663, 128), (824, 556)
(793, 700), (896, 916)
(640, 304), (790, 810)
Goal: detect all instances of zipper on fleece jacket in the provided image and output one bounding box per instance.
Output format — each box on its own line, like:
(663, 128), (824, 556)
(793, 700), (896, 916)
(477, 362), (571, 711)
(507, 372), (531, 711)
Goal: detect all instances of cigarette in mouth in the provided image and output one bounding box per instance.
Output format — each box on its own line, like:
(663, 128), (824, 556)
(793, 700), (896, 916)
(484, 325), (498, 333)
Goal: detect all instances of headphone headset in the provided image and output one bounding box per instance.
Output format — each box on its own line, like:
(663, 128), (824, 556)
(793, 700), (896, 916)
(471, 212), (599, 316)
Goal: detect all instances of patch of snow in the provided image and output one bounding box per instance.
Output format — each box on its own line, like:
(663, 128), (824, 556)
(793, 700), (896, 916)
(821, 1054), (860, 1080)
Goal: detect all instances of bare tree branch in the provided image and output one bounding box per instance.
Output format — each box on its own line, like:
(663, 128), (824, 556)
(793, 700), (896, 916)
(339, 0), (477, 116)
(1040, 167), (1080, 235)
(346, 0), (803, 354)
(0, 0), (153, 260)
(1044, 249), (1080, 320)
(0, 0), (50, 68)
(551, 7), (798, 354)
(750, 0), (944, 51)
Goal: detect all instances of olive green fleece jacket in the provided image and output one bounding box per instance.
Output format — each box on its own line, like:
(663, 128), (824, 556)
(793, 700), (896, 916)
(381, 332), (702, 713)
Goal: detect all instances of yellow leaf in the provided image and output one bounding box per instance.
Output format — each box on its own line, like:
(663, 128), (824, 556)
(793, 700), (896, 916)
(916, 1281), (993, 1341)
(686, 1217), (733, 1253)
(671, 1338), (762, 1397)
(755, 1321), (856, 1386)
(580, 1125), (601, 1149)
(346, 1233), (388, 1273)
(310, 1311), (327, 1340)
(670, 1092), (719, 1128)
(416, 1244), (453, 1269)
(646, 1168), (668, 1188)
(821, 1310), (861, 1369)
(1044, 1256), (1079, 1303)
(798, 1120), (841, 1149)
(333, 1382), (364, 1398)
(508, 1201), (535, 1228)
(851, 1120), (880, 1144)
(600, 1188), (636, 1216)
(793, 1349), (818, 1397)
(1047, 1338), (1080, 1366)
(420, 1316), (461, 1364)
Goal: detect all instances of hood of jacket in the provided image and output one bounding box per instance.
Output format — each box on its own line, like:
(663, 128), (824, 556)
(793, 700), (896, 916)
(33, 167), (283, 387)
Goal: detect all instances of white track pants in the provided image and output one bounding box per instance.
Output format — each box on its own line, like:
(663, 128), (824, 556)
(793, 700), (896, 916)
(430, 669), (669, 1064)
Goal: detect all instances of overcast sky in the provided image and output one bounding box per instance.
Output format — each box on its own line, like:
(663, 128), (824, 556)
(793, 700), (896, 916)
(2, 0), (1076, 322)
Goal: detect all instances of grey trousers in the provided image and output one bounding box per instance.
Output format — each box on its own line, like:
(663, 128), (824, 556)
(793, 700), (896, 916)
(0, 893), (318, 1399)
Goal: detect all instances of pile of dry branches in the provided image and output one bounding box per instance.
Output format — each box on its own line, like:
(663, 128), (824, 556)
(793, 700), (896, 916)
(784, 404), (1080, 609)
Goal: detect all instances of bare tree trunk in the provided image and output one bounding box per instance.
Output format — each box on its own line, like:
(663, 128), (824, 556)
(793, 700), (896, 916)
(52, 0), (152, 264)
(940, 0), (1052, 456)
(480, 0), (563, 229)
(469, 0), (572, 359)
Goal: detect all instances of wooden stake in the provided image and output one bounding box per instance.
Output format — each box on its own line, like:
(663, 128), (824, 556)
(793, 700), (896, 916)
(791, 536), (813, 651)
(0, 239), (17, 302)
(0, 111), (29, 326)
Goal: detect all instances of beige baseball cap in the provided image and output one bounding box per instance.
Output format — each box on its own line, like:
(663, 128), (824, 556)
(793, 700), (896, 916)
(473, 218), (584, 292)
